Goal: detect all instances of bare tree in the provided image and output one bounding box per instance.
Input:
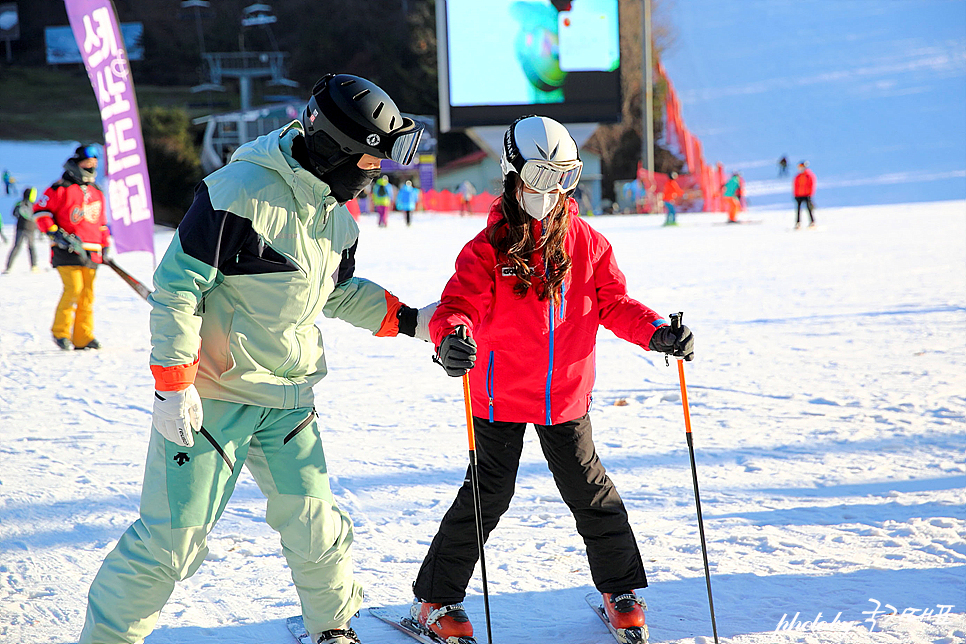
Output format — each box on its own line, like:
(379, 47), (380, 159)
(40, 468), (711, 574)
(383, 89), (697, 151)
(585, 0), (682, 201)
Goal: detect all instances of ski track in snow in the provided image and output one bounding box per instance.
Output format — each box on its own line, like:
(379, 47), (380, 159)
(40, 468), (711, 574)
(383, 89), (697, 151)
(1, 200), (965, 643)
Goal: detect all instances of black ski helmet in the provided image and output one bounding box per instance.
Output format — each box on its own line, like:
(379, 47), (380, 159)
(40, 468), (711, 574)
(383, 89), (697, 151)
(64, 144), (99, 184)
(300, 74), (424, 175)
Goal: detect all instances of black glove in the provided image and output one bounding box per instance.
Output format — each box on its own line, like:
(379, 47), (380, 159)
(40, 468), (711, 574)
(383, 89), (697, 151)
(649, 324), (694, 361)
(434, 325), (477, 377)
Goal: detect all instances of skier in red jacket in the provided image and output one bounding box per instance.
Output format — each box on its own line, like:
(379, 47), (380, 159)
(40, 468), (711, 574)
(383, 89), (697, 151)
(793, 161), (817, 228)
(34, 145), (111, 350)
(410, 116), (694, 644)
(662, 171), (683, 226)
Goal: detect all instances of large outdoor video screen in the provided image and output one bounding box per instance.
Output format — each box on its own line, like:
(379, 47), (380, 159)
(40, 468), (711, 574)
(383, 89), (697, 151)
(437, 0), (622, 131)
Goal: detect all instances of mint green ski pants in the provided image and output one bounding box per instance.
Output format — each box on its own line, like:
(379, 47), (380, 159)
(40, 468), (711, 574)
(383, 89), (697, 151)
(79, 399), (364, 644)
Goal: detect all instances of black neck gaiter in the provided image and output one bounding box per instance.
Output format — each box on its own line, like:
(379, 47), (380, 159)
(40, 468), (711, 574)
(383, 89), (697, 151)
(292, 134), (380, 205)
(322, 164), (381, 205)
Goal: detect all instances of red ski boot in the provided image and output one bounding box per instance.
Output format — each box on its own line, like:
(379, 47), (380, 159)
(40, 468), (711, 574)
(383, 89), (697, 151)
(602, 591), (648, 643)
(410, 599), (475, 643)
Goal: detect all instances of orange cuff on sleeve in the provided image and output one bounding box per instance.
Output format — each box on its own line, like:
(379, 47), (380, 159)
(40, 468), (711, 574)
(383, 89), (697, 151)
(375, 292), (403, 337)
(151, 355), (200, 391)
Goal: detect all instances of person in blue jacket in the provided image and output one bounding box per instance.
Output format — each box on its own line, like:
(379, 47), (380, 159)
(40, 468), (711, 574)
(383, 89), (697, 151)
(395, 180), (420, 226)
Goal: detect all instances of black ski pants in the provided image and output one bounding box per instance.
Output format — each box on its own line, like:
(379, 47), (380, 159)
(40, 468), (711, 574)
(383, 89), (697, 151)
(413, 414), (647, 603)
(795, 196), (815, 224)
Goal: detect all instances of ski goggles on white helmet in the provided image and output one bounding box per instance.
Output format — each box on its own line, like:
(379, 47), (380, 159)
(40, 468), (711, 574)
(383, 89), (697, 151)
(501, 115), (583, 193)
(501, 154), (583, 193)
(520, 159), (583, 193)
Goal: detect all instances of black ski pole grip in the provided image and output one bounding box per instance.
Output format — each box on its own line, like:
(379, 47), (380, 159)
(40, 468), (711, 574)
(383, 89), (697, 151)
(670, 312), (684, 359)
(670, 312), (683, 332)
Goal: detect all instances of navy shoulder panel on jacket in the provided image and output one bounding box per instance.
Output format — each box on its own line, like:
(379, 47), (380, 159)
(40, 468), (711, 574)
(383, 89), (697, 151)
(336, 241), (357, 285)
(178, 182), (297, 275)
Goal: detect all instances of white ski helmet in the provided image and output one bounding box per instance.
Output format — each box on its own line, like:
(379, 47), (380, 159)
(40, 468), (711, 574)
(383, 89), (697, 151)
(500, 115), (582, 193)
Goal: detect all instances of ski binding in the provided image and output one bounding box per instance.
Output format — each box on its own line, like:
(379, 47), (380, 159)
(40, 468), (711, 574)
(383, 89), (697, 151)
(585, 592), (649, 644)
(369, 606), (477, 644)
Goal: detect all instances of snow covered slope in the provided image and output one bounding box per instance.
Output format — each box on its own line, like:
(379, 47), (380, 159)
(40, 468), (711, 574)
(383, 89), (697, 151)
(660, 0), (966, 208)
(1, 198), (964, 643)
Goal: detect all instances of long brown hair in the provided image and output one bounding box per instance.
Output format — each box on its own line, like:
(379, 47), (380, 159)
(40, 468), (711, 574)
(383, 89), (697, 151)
(487, 174), (572, 306)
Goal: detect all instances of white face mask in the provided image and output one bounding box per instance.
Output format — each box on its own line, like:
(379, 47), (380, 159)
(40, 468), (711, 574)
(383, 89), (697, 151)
(519, 189), (560, 221)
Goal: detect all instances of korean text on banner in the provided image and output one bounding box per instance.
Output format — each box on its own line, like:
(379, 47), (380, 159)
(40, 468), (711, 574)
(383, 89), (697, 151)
(64, 0), (155, 258)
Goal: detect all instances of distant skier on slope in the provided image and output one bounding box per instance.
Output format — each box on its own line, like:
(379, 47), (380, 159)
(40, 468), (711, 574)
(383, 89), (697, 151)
(373, 174), (394, 227)
(77, 74), (433, 644)
(722, 171), (743, 223)
(662, 171), (683, 226)
(3, 186), (40, 273)
(793, 161), (817, 229)
(395, 179), (420, 226)
(408, 115), (695, 644)
(2, 168), (15, 195)
(458, 179), (476, 216)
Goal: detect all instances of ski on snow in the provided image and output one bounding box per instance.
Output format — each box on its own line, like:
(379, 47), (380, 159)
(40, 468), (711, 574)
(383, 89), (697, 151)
(585, 593), (650, 644)
(291, 601), (647, 644)
(368, 607), (477, 644)
(286, 616), (313, 644)
(288, 610), (477, 644)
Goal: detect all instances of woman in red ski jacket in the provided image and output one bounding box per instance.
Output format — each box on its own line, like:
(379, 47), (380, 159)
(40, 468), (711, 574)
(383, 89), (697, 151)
(410, 116), (695, 644)
(431, 200), (665, 425)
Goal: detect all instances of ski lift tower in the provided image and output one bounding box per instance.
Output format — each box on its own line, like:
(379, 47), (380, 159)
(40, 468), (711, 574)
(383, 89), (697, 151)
(182, 0), (224, 100)
(193, 2), (297, 141)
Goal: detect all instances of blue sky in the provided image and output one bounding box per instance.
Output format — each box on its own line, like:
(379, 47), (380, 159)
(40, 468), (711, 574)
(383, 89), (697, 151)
(660, 0), (966, 207)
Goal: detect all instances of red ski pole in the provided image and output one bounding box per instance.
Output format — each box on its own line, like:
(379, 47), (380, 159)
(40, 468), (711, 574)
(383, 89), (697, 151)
(459, 326), (493, 644)
(670, 312), (719, 644)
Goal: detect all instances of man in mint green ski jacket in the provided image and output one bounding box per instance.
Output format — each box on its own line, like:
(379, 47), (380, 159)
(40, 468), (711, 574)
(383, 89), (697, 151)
(79, 74), (430, 644)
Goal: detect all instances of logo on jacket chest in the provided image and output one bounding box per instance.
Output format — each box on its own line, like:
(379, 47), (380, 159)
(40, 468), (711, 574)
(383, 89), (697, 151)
(69, 199), (103, 225)
(500, 264), (544, 280)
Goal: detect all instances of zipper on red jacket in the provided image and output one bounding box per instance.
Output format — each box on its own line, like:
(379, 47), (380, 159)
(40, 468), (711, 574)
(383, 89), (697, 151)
(486, 351), (495, 422)
(545, 298), (554, 425)
(544, 281), (567, 423)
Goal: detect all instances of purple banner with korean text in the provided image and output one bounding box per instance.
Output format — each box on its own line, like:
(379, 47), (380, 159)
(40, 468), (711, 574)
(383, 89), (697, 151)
(64, 0), (155, 259)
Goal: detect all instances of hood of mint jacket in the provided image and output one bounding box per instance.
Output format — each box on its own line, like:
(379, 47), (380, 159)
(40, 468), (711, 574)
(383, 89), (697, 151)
(148, 121), (400, 409)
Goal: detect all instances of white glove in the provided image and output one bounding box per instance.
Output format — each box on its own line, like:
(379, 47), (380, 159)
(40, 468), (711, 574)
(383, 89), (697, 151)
(152, 385), (203, 447)
(415, 301), (439, 343)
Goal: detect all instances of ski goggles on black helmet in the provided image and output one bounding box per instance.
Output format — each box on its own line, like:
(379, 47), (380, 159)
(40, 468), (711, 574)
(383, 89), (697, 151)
(387, 127), (423, 166)
(501, 155), (583, 193)
(74, 144), (99, 161)
(303, 80), (424, 168)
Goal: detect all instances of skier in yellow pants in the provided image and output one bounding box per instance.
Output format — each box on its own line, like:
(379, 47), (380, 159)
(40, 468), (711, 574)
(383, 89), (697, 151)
(53, 265), (98, 348)
(34, 145), (110, 350)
